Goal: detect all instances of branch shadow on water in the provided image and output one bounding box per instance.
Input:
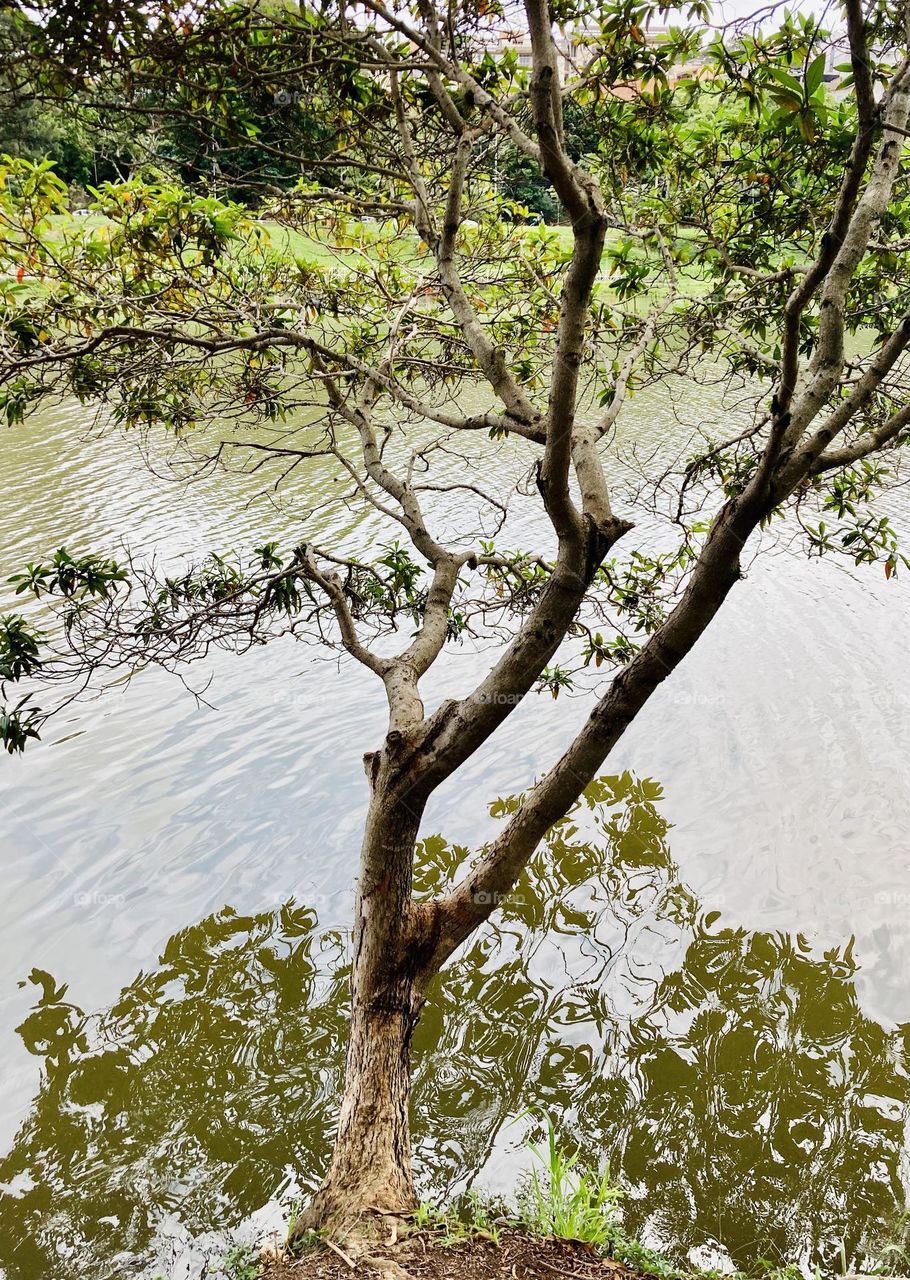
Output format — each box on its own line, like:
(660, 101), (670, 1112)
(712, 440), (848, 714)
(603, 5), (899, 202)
(0, 775), (907, 1279)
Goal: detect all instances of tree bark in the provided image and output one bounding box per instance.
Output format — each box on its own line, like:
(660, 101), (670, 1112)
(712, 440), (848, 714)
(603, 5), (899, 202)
(299, 978), (420, 1235)
(295, 770), (425, 1240)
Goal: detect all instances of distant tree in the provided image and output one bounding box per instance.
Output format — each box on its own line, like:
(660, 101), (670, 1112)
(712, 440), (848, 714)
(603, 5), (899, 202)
(124, 7), (364, 200)
(0, 97), (90, 186)
(499, 99), (602, 222)
(2, 0), (910, 1248)
(0, 12), (131, 187)
(499, 146), (561, 221)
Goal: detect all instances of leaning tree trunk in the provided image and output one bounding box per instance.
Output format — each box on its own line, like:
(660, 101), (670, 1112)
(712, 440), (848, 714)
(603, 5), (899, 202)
(296, 777), (425, 1239)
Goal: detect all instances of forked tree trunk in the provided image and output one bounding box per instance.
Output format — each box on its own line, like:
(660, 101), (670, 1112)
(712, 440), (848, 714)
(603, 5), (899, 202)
(295, 495), (780, 1248)
(296, 779), (425, 1239)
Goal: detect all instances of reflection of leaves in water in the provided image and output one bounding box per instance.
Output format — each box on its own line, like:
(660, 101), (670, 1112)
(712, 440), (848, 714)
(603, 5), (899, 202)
(0, 906), (351, 1279)
(15, 969), (88, 1068)
(0, 776), (908, 1279)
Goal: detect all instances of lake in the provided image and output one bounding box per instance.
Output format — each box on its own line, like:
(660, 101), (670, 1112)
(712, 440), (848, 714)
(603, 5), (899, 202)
(1, 379), (910, 1279)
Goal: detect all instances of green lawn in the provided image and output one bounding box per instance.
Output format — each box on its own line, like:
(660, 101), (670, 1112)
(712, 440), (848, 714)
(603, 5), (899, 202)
(13, 211), (695, 314)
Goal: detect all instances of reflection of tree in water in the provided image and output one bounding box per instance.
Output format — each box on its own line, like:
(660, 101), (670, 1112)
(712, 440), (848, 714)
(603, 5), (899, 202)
(1, 776), (908, 1278)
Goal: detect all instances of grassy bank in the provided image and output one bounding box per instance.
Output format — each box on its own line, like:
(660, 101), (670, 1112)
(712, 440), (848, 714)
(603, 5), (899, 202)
(217, 1127), (834, 1280)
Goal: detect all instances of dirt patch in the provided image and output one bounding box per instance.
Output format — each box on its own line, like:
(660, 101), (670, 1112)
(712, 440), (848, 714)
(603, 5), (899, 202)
(261, 1231), (640, 1279)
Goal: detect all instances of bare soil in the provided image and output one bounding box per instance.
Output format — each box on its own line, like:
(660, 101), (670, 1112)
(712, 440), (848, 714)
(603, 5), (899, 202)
(261, 1231), (641, 1280)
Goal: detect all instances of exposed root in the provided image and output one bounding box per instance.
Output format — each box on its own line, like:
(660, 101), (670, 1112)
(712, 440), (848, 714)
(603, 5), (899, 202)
(285, 1199), (419, 1280)
(291, 1192), (416, 1255)
(322, 1238), (357, 1270)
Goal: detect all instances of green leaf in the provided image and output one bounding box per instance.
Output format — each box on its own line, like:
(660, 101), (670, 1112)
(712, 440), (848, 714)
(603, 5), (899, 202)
(768, 66), (805, 98)
(806, 52), (826, 96)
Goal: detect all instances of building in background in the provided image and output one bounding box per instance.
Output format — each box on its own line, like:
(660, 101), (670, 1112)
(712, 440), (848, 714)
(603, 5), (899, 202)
(490, 17), (703, 89)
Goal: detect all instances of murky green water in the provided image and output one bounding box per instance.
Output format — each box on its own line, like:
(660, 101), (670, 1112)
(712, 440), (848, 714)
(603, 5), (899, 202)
(2, 388), (910, 1279)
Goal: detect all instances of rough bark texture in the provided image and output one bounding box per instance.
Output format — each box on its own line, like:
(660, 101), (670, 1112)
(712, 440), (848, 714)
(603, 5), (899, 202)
(296, 781), (425, 1240)
(299, 990), (420, 1235)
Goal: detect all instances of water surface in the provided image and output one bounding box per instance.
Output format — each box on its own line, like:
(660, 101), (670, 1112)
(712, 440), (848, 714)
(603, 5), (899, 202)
(1, 385), (910, 1278)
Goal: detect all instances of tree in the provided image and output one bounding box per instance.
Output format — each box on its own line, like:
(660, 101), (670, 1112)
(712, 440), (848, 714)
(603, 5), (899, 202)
(2, 0), (910, 1244)
(0, 11), (137, 190)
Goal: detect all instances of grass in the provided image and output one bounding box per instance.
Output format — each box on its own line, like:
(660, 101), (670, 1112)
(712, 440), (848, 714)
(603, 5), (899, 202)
(36, 209), (583, 280)
(861, 1210), (910, 1277)
(15, 209), (695, 331)
(259, 218), (421, 270)
(511, 1117), (690, 1278)
(412, 1189), (507, 1246)
(517, 1113), (622, 1247)
(221, 1241), (263, 1280)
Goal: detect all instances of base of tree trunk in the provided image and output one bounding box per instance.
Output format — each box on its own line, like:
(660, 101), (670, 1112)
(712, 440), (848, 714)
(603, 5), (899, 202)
(296, 954), (421, 1247)
(292, 1177), (418, 1249)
